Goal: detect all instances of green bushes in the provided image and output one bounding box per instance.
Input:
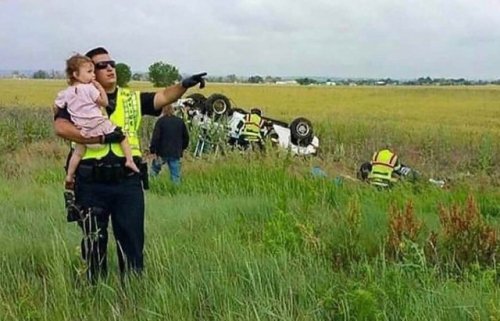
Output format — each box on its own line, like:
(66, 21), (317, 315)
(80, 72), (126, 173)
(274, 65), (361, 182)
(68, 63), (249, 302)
(0, 107), (54, 153)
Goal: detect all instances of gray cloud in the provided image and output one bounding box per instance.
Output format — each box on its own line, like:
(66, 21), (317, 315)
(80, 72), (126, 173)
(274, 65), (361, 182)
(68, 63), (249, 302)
(1, 0), (500, 78)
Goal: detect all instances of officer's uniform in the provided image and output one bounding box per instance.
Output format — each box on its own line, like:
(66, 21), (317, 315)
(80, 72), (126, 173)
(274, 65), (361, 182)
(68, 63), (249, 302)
(55, 87), (160, 280)
(239, 113), (265, 150)
(367, 149), (402, 188)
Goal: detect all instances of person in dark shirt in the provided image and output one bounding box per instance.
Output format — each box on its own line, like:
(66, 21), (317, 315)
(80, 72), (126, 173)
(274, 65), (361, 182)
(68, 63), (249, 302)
(149, 104), (190, 184)
(53, 46), (206, 282)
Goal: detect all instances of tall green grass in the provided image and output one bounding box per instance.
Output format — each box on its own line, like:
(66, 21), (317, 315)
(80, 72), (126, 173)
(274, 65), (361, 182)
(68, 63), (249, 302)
(0, 154), (498, 320)
(0, 83), (498, 320)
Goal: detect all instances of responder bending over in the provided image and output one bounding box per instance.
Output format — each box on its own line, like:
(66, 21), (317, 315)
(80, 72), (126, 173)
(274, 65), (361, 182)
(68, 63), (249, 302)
(358, 148), (414, 188)
(237, 108), (266, 151)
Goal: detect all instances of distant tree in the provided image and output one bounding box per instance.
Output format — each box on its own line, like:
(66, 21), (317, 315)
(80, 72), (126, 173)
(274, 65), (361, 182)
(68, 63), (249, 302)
(115, 63), (132, 87)
(296, 78), (317, 85)
(247, 75), (263, 83)
(417, 76), (433, 85)
(264, 75), (277, 83)
(132, 72), (143, 81)
(49, 70), (62, 79)
(225, 74), (238, 83)
(207, 76), (224, 83)
(148, 61), (180, 87)
(33, 70), (49, 79)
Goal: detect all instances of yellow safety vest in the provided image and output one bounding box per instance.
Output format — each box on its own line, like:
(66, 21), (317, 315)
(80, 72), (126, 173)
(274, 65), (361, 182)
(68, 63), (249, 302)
(82, 88), (142, 160)
(368, 149), (399, 187)
(241, 113), (264, 141)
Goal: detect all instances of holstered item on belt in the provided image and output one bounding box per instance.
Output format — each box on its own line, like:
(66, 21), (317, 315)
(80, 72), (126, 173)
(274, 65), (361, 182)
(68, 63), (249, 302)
(138, 161), (149, 190)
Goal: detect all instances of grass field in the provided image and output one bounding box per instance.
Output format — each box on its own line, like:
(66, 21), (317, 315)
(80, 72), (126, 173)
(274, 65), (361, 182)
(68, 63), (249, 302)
(0, 79), (498, 320)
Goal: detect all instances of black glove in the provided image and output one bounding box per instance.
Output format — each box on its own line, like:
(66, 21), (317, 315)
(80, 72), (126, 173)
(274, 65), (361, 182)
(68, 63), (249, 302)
(101, 127), (125, 144)
(181, 72), (207, 89)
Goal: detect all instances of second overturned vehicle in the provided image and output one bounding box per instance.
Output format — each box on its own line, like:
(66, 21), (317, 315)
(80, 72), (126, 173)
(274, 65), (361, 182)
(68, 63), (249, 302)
(173, 93), (319, 156)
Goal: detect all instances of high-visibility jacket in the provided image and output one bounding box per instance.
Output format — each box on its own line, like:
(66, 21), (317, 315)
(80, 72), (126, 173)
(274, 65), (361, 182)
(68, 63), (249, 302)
(368, 149), (401, 187)
(82, 88), (142, 160)
(241, 113), (264, 142)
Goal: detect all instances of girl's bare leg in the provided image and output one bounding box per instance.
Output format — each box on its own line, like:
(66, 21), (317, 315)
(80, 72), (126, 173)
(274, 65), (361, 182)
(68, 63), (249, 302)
(66, 144), (86, 190)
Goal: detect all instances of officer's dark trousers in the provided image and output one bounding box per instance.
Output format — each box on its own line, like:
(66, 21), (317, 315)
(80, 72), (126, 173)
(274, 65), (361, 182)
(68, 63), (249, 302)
(75, 169), (144, 282)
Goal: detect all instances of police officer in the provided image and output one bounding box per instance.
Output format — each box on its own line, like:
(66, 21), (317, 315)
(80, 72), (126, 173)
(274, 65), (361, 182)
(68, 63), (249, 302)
(54, 47), (206, 281)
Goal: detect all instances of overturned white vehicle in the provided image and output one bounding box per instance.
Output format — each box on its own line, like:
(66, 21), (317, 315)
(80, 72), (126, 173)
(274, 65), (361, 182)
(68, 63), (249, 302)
(173, 93), (320, 156)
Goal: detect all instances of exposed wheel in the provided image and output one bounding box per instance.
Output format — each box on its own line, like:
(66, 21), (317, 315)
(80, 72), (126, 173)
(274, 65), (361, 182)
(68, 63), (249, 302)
(205, 94), (231, 118)
(289, 117), (313, 147)
(186, 93), (207, 113)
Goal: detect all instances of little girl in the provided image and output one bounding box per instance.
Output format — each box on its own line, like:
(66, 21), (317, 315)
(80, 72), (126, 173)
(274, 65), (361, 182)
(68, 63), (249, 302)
(55, 54), (139, 189)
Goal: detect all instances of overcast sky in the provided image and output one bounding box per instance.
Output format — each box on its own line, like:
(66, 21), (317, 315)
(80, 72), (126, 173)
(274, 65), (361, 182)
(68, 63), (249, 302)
(1, 0), (500, 79)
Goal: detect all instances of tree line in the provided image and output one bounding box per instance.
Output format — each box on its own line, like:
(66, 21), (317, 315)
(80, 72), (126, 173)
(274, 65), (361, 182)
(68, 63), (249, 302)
(12, 62), (500, 87)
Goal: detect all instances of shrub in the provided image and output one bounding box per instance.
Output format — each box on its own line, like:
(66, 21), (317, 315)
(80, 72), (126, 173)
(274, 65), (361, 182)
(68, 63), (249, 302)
(386, 200), (423, 261)
(432, 195), (498, 270)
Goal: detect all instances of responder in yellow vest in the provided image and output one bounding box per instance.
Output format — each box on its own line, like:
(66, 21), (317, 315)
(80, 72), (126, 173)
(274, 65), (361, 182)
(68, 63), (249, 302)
(54, 46), (206, 282)
(357, 148), (441, 188)
(367, 148), (402, 188)
(357, 148), (414, 188)
(238, 108), (266, 150)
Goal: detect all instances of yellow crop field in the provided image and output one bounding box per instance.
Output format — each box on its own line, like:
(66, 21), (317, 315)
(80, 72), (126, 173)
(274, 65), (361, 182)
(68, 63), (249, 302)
(1, 79), (499, 136)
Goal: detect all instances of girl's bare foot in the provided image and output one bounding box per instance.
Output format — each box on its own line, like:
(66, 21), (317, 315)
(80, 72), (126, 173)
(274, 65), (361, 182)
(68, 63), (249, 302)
(125, 160), (140, 173)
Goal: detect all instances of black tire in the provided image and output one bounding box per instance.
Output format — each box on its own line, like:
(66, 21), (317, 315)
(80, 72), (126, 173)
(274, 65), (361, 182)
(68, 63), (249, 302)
(186, 93), (206, 103)
(186, 93), (207, 113)
(289, 117), (314, 147)
(205, 94), (231, 118)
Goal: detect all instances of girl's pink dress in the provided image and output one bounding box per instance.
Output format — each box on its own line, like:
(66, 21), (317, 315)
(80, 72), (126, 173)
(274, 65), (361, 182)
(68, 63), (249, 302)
(55, 83), (116, 138)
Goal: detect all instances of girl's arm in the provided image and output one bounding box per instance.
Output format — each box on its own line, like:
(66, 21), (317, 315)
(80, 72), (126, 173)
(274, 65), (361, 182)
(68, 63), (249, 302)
(92, 80), (109, 107)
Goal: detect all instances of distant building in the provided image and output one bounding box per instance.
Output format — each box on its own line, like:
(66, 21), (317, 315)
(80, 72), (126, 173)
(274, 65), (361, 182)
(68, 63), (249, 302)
(276, 80), (298, 85)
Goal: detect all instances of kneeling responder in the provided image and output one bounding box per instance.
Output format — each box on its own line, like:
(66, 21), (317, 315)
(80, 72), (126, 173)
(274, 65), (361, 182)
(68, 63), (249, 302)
(358, 148), (411, 188)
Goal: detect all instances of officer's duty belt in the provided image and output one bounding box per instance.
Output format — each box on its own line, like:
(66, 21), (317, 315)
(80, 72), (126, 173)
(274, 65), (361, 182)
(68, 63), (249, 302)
(76, 162), (135, 183)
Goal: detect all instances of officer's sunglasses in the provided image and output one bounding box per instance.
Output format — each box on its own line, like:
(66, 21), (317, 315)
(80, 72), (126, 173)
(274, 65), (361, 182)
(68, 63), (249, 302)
(94, 60), (116, 70)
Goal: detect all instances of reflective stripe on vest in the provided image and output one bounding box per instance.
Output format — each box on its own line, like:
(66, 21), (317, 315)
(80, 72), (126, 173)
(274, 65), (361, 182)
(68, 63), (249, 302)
(242, 114), (263, 138)
(82, 88), (142, 160)
(368, 149), (398, 185)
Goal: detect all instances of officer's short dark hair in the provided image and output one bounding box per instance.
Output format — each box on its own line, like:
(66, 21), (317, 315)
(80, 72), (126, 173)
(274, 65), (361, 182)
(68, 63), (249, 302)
(85, 47), (109, 59)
